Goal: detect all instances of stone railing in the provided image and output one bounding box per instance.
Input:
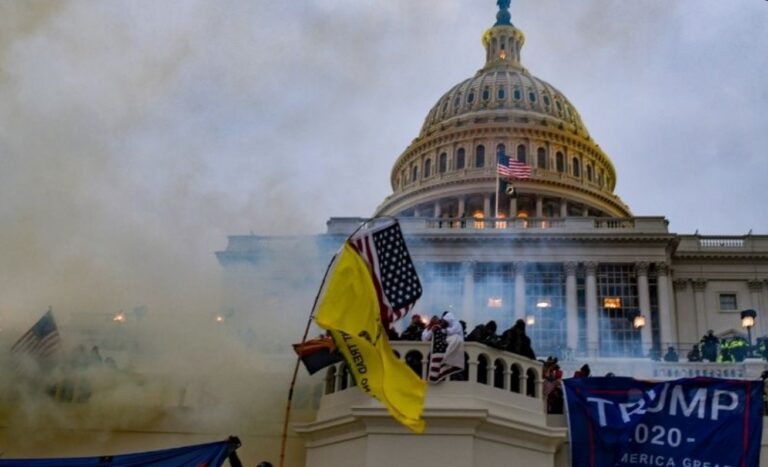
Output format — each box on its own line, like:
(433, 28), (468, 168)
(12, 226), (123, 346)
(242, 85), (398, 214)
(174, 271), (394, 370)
(326, 216), (670, 235)
(558, 358), (768, 381)
(323, 341), (543, 399)
(676, 235), (768, 253)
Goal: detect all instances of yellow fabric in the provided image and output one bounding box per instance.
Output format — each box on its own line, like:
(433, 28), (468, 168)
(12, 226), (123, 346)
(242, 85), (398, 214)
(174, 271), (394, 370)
(315, 243), (427, 433)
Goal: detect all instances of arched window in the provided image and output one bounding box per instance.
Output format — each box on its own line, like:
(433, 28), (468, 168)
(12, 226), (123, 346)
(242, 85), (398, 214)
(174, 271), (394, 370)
(526, 368), (538, 397)
(475, 145), (485, 168)
(529, 91), (537, 103)
(496, 143), (506, 158)
(325, 366), (337, 395)
(572, 158), (581, 178)
(513, 88), (522, 101)
(586, 163), (593, 181)
(543, 95), (551, 106)
(453, 95), (461, 108)
(493, 359), (506, 389)
(510, 364), (521, 393)
(424, 159), (432, 178)
(482, 87), (490, 101)
(516, 144), (527, 164)
(467, 91), (475, 103)
(439, 153), (448, 173)
(537, 148), (547, 169)
(456, 148), (466, 169)
(477, 354), (489, 385)
(411, 165), (419, 182)
(556, 152), (565, 172)
(498, 87), (506, 100)
(339, 363), (350, 390)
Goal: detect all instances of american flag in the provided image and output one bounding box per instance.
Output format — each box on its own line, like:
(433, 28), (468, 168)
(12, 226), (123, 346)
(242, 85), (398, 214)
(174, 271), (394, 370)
(11, 309), (61, 359)
(350, 220), (422, 330)
(428, 328), (462, 383)
(497, 154), (531, 179)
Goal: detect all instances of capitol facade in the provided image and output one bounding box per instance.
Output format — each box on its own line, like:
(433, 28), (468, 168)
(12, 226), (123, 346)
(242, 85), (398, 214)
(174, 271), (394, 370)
(214, 3), (768, 466)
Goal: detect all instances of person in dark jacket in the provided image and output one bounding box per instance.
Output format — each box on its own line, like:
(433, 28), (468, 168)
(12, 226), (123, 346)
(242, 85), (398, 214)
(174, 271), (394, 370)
(505, 319), (536, 360)
(400, 314), (426, 341)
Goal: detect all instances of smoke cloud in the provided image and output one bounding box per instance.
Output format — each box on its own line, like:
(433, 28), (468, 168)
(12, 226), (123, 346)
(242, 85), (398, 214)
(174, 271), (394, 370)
(0, 0), (765, 463)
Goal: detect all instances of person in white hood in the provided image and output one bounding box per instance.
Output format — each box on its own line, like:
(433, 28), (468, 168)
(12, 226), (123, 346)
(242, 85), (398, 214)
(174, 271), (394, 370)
(422, 311), (465, 382)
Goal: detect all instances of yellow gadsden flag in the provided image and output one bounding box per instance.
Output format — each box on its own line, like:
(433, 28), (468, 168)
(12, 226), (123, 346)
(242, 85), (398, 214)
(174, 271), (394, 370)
(315, 242), (427, 433)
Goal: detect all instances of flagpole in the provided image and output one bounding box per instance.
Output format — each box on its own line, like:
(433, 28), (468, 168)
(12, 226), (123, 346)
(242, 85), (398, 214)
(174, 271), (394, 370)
(278, 218), (381, 467)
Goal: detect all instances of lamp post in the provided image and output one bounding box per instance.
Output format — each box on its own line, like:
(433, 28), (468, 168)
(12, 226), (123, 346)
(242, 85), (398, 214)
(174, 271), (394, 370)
(628, 310), (646, 357)
(741, 309), (757, 356)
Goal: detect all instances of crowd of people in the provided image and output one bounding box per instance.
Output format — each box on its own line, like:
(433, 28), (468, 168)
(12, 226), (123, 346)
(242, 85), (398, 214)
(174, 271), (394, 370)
(390, 315), (768, 415)
(393, 315), (536, 361)
(44, 344), (121, 403)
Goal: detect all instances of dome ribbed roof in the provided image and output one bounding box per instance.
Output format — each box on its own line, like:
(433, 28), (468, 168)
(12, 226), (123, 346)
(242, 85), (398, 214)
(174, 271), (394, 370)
(419, 69), (591, 140)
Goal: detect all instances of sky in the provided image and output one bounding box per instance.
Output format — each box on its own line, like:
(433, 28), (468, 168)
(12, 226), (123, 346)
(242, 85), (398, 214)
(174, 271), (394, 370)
(0, 0), (767, 316)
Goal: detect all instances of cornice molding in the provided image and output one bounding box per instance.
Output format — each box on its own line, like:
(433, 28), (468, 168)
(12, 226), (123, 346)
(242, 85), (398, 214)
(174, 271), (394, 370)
(378, 174), (630, 217)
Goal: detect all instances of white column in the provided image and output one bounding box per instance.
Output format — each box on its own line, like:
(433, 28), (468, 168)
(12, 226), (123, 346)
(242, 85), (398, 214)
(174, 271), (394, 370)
(762, 280), (768, 337)
(657, 262), (673, 348)
(565, 262), (578, 352)
(514, 261), (526, 322)
(509, 197), (517, 219)
(462, 262), (475, 326)
(692, 279), (708, 333)
(636, 262), (653, 354)
(483, 194), (491, 219)
(458, 197), (466, 218)
(434, 202), (442, 218)
(582, 206), (589, 217)
(560, 199), (568, 218)
(748, 280), (763, 336)
(535, 196), (543, 218)
(673, 279), (692, 344)
(585, 262), (598, 357)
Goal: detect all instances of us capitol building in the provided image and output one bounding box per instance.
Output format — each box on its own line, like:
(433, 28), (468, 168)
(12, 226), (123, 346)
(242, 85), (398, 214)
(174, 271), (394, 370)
(215, 3), (768, 466)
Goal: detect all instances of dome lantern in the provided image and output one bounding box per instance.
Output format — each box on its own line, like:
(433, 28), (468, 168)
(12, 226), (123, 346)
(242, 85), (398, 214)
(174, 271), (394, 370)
(483, 1), (524, 69)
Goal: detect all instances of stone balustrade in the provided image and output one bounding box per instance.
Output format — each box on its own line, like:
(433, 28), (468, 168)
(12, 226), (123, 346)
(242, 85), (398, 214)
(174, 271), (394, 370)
(325, 216), (670, 235)
(323, 341), (544, 399)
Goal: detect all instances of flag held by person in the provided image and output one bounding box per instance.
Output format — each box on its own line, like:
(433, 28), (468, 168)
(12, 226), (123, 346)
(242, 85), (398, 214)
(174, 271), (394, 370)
(11, 308), (61, 359)
(315, 222), (427, 433)
(424, 312), (465, 383)
(292, 336), (342, 375)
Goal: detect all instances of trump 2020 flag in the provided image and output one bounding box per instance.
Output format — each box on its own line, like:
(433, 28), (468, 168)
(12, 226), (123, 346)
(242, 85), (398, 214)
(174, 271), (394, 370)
(563, 376), (763, 467)
(0, 437), (241, 466)
(315, 241), (427, 433)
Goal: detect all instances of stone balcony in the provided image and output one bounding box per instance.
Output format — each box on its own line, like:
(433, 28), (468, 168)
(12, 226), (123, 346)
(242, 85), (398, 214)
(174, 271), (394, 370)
(298, 341), (768, 467)
(326, 216), (670, 236)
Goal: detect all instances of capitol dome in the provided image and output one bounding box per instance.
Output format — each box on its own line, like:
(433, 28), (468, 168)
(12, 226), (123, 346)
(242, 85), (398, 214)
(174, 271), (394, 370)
(375, 4), (631, 221)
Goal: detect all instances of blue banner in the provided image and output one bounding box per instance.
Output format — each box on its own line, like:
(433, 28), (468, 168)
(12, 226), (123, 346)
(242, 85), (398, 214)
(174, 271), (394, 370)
(0, 438), (239, 466)
(563, 377), (763, 467)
